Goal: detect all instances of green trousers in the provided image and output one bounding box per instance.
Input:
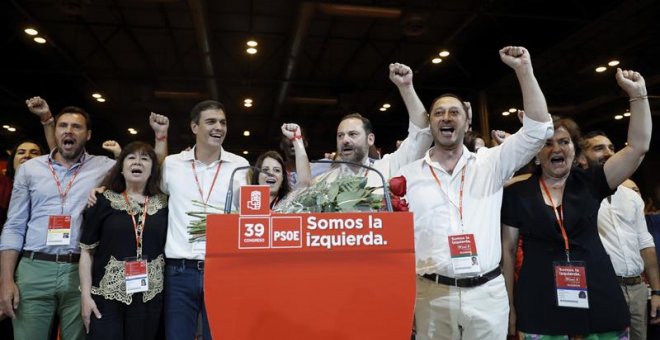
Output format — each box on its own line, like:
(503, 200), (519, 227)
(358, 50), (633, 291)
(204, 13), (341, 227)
(13, 257), (84, 340)
(519, 328), (630, 340)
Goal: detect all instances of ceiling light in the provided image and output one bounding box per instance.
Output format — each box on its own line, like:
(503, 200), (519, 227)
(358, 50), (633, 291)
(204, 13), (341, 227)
(246, 47), (257, 55)
(243, 130), (250, 136)
(502, 111), (510, 116)
(623, 112), (631, 117)
(92, 93), (102, 99)
(128, 128), (137, 134)
(608, 60), (620, 67)
(379, 107), (387, 112)
(96, 97), (106, 102)
(242, 150), (249, 155)
(244, 98), (253, 104)
(382, 103), (391, 109)
(614, 115), (623, 120)
(246, 40), (258, 47)
(595, 66), (607, 73)
(244, 102), (253, 108)
(7, 127), (16, 132)
(439, 50), (450, 57)
(24, 28), (38, 36)
(2, 125), (9, 129)
(508, 108), (517, 113)
(431, 58), (442, 64)
(33, 37), (46, 44)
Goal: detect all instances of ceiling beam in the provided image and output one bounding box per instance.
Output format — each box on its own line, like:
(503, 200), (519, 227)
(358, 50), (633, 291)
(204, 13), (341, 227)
(159, 3), (189, 76)
(187, 0), (218, 100)
(110, 0), (158, 78)
(268, 2), (316, 137)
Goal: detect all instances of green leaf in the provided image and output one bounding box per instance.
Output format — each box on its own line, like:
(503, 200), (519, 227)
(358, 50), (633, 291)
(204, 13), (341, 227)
(336, 191), (363, 211)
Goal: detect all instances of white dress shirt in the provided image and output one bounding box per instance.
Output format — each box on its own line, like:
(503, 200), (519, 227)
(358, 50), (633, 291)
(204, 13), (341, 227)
(398, 115), (553, 277)
(314, 121), (432, 188)
(598, 185), (654, 277)
(161, 146), (249, 260)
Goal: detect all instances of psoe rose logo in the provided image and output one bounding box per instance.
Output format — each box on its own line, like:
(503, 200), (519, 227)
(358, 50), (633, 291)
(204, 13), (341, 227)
(248, 190), (262, 210)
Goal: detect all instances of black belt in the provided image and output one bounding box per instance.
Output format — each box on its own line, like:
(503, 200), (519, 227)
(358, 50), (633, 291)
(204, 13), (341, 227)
(23, 251), (80, 263)
(617, 275), (642, 286)
(166, 258), (204, 270)
(422, 267), (501, 288)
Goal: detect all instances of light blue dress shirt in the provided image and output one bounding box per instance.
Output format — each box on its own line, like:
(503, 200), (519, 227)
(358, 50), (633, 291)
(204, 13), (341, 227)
(0, 150), (114, 254)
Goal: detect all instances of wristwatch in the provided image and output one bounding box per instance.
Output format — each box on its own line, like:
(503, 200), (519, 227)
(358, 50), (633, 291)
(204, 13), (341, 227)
(651, 290), (660, 296)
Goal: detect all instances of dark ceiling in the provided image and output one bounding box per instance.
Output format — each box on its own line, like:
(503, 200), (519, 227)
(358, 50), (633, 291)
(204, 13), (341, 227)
(1, 0), (658, 169)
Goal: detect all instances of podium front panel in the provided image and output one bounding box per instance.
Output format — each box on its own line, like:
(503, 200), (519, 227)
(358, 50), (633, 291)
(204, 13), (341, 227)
(205, 212), (416, 340)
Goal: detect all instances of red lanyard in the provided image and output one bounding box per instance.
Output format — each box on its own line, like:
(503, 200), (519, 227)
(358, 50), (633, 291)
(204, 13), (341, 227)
(428, 164), (466, 229)
(191, 160), (222, 206)
(539, 178), (570, 262)
(123, 192), (149, 258)
(47, 156), (84, 211)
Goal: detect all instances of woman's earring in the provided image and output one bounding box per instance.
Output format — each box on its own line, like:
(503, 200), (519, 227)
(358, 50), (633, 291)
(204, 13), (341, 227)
(534, 157), (540, 165)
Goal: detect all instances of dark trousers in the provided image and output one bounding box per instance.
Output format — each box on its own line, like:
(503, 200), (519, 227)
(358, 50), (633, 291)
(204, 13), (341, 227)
(87, 293), (163, 340)
(164, 262), (211, 340)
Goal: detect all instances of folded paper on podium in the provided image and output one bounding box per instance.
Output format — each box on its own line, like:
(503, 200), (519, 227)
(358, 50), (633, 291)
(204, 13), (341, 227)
(205, 185), (416, 340)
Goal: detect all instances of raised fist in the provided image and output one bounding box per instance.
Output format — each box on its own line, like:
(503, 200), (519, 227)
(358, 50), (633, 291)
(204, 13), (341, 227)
(102, 140), (121, 158)
(281, 123), (301, 140)
(25, 96), (51, 119)
(149, 112), (169, 137)
(616, 68), (647, 98)
(389, 63), (413, 88)
(499, 46), (532, 71)
(491, 130), (511, 146)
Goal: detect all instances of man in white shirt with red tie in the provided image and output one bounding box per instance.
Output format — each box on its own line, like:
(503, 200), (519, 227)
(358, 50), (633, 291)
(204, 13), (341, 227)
(398, 46), (553, 340)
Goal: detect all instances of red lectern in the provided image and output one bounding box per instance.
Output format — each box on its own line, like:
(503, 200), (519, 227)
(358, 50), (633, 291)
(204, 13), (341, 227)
(205, 186), (416, 340)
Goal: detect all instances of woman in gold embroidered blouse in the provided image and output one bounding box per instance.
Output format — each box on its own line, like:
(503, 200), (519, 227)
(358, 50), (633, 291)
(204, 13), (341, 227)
(79, 142), (168, 339)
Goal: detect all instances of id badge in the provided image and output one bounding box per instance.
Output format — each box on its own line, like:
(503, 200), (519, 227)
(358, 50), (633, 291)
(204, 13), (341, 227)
(448, 233), (480, 275)
(47, 215), (72, 246)
(192, 240), (206, 255)
(124, 257), (149, 294)
(553, 261), (589, 309)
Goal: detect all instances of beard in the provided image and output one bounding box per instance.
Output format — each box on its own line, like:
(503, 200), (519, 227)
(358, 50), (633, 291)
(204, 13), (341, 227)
(587, 156), (608, 168)
(57, 143), (85, 162)
(339, 145), (368, 164)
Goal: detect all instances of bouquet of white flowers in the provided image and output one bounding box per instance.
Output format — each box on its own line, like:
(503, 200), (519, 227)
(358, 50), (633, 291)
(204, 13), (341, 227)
(186, 175), (383, 242)
(273, 175), (382, 213)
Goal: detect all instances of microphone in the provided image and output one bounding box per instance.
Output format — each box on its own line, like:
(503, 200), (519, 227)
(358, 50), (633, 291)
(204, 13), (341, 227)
(223, 165), (262, 214)
(310, 159), (393, 212)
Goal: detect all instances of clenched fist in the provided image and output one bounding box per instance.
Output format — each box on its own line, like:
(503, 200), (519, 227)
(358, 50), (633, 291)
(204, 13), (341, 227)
(281, 123), (302, 140)
(102, 140), (121, 158)
(389, 63), (413, 88)
(616, 68), (647, 98)
(499, 46), (532, 72)
(149, 112), (169, 138)
(25, 96), (52, 119)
